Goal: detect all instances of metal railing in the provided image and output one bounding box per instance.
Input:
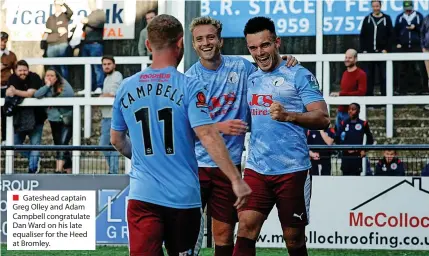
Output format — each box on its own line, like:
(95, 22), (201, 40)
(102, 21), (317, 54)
(2, 145), (428, 176)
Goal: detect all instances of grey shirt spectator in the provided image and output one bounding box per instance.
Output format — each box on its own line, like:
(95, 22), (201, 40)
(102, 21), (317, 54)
(138, 28), (148, 56)
(34, 79), (74, 122)
(101, 70), (122, 118)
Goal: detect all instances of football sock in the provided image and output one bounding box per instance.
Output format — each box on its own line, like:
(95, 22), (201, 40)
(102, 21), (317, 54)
(214, 244), (234, 256)
(232, 237), (256, 256)
(287, 244), (308, 256)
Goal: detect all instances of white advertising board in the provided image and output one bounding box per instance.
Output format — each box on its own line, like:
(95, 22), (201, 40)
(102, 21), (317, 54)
(256, 177), (429, 250)
(2, 0), (136, 41)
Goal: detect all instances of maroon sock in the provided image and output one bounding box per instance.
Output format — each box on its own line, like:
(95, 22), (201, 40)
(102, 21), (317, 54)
(232, 237), (256, 256)
(215, 244), (234, 256)
(287, 244), (308, 256)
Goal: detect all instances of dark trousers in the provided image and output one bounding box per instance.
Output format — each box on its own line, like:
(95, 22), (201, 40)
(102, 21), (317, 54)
(341, 152), (362, 176)
(394, 46), (428, 94)
(1, 87), (6, 142)
(366, 61), (386, 96)
(310, 159), (331, 176)
(50, 121), (73, 169)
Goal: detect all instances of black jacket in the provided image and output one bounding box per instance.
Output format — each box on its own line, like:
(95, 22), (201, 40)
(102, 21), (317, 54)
(360, 13), (394, 52)
(395, 11), (424, 48)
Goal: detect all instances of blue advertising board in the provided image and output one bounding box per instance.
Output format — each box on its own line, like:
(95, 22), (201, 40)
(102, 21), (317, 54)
(200, 0), (429, 37)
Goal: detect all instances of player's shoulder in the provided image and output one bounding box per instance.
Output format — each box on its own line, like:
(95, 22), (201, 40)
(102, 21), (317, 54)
(185, 62), (199, 77)
(116, 73), (138, 95)
(224, 55), (252, 66)
(248, 68), (263, 81)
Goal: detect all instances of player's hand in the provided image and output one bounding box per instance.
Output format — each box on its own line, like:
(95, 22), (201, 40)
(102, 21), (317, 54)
(281, 55), (299, 67)
(232, 178), (252, 209)
(216, 120), (248, 136)
(270, 101), (294, 122)
(310, 151), (320, 160)
(6, 86), (15, 97)
(407, 24), (415, 30)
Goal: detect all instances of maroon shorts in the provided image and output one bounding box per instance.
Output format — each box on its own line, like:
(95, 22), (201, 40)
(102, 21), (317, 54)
(127, 199), (201, 256)
(238, 169), (312, 228)
(199, 165), (241, 224)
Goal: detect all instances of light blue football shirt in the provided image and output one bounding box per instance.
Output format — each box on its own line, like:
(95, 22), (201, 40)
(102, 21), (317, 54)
(186, 55), (257, 167)
(246, 61), (324, 175)
(111, 66), (214, 209)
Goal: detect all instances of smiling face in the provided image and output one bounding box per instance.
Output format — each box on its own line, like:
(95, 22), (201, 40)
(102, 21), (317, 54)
(16, 65), (29, 80)
(192, 24), (223, 61)
(246, 29), (281, 72)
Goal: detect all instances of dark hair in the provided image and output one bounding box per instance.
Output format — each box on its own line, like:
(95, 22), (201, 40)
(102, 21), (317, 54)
(1, 32), (8, 40)
(16, 60), (29, 69)
(146, 9), (157, 17)
(46, 68), (65, 96)
(243, 16), (276, 37)
(371, 0), (382, 6)
(102, 55), (115, 64)
(350, 102), (361, 110)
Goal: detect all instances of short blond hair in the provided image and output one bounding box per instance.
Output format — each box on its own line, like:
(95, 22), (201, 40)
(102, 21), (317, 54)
(189, 16), (222, 39)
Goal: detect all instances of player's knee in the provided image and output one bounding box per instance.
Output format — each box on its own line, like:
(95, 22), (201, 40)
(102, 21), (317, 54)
(284, 228), (306, 250)
(236, 220), (260, 240)
(213, 223), (234, 245)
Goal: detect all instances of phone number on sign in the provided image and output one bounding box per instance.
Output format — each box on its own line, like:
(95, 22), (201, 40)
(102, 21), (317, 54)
(323, 16), (366, 33)
(275, 18), (310, 34)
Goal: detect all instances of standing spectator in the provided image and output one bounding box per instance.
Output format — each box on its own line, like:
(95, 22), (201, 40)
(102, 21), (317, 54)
(138, 9), (157, 56)
(330, 49), (367, 131)
(1, 31), (17, 144)
(336, 103), (374, 176)
(360, 0), (393, 96)
(79, 0), (105, 94)
(307, 128), (335, 176)
(394, 0), (426, 95)
(421, 14), (429, 92)
(34, 68), (73, 174)
(44, 0), (73, 80)
(374, 150), (406, 176)
(99, 56), (122, 174)
(6, 60), (46, 173)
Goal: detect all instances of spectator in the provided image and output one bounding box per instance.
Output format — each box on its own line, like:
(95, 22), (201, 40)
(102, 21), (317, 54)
(307, 128), (335, 176)
(374, 150), (406, 176)
(360, 0), (394, 96)
(99, 56), (122, 174)
(421, 14), (429, 93)
(394, 0), (426, 95)
(1, 31), (17, 144)
(336, 103), (374, 176)
(330, 49), (367, 131)
(422, 163), (429, 176)
(6, 60), (46, 173)
(44, 0), (73, 79)
(34, 68), (73, 174)
(79, 0), (106, 94)
(138, 9), (157, 56)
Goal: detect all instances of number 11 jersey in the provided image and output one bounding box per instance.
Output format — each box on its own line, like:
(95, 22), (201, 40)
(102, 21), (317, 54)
(111, 66), (214, 209)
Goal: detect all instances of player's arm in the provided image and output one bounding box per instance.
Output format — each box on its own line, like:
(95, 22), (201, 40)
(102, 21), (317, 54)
(270, 69), (330, 130)
(111, 130), (132, 159)
(194, 124), (251, 208)
(110, 85), (131, 159)
(188, 79), (251, 208)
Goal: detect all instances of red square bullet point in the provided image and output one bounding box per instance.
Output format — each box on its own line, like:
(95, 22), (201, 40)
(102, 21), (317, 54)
(13, 195), (19, 201)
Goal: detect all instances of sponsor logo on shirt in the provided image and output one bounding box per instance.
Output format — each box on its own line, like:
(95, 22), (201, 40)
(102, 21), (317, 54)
(196, 91), (208, 108)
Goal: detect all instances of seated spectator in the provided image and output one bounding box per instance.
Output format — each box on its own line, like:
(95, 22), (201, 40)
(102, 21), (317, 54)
(422, 163), (429, 176)
(99, 56), (122, 174)
(307, 128), (335, 176)
(1, 31), (17, 144)
(330, 49), (367, 131)
(34, 68), (73, 174)
(6, 60), (46, 173)
(374, 150), (406, 176)
(336, 103), (374, 176)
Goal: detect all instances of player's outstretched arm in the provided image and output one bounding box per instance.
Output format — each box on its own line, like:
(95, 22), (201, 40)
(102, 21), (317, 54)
(110, 130), (132, 159)
(194, 124), (252, 209)
(270, 101), (330, 130)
